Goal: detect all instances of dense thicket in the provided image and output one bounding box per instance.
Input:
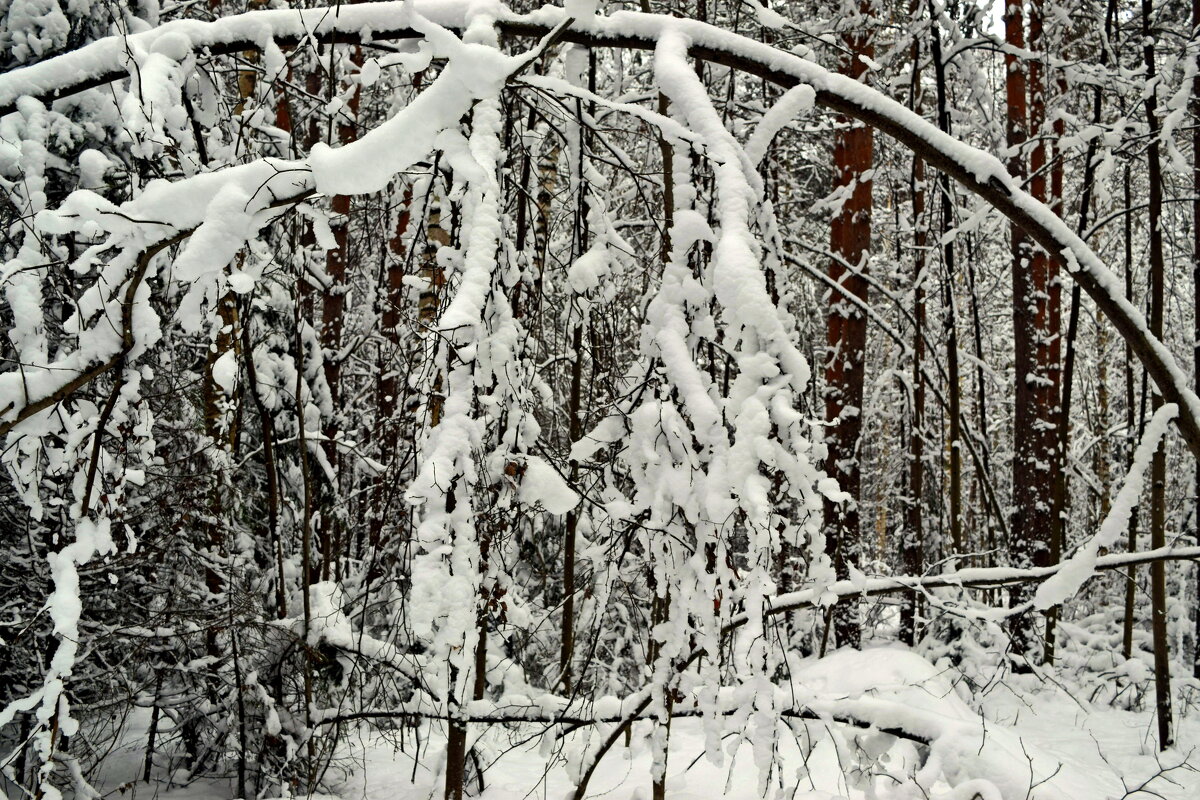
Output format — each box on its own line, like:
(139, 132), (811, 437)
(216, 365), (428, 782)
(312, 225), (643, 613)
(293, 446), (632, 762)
(2, 1), (1200, 799)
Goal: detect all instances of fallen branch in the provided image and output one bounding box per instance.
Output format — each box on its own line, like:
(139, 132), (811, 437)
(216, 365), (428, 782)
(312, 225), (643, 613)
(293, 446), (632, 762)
(759, 544), (1200, 621)
(316, 704), (930, 746)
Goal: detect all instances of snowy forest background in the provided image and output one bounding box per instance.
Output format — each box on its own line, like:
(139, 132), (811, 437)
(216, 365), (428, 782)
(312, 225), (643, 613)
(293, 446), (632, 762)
(3, 0), (1200, 798)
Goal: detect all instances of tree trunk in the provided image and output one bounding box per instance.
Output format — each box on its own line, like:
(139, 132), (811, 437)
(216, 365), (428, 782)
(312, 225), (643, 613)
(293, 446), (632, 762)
(944, 230), (963, 561)
(900, 6), (925, 647)
(295, 296), (317, 780)
(1005, 0), (1054, 665)
(1142, 0), (1173, 749)
(824, 1), (875, 650)
(1122, 164), (1140, 661)
(927, 1), (963, 561)
(317, 29), (364, 582)
(1046, 0), (1113, 665)
(1026, 0), (1065, 665)
(561, 68), (594, 692)
(899, 160), (924, 646)
(444, 657), (467, 800)
(967, 250), (992, 568)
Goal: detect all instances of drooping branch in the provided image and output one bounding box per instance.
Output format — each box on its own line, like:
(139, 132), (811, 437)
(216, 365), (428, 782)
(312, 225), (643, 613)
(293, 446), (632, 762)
(320, 539), (1200, 800)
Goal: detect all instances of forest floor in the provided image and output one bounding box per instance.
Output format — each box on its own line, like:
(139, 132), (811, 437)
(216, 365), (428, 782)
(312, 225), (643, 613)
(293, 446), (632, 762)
(86, 645), (1200, 800)
(332, 698), (1200, 800)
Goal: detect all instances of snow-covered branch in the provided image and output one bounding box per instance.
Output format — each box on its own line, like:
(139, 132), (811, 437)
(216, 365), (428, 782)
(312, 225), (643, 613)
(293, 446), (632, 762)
(3, 2), (1198, 457)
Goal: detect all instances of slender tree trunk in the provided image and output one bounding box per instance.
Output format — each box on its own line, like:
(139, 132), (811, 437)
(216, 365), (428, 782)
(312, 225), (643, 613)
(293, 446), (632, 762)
(142, 676), (161, 783)
(900, 7), (925, 646)
(317, 27), (364, 582)
(824, 1), (875, 650)
(1141, 0), (1173, 749)
(561, 57), (595, 691)
(1046, 0), (1114, 665)
(1096, 316), (1111, 531)
(648, 585), (672, 800)
(466, 504), (500, 797)
(295, 297), (317, 779)
(927, 0), (961, 559)
(560, 327), (583, 691)
(944, 232), (963, 560)
(1122, 164), (1140, 661)
(445, 556), (467, 800)
(967, 251), (992, 567)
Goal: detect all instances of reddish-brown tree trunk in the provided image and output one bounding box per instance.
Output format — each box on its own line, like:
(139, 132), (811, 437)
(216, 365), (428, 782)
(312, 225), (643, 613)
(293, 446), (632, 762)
(1005, 0), (1054, 663)
(824, 4), (875, 650)
(1027, 0), (1065, 663)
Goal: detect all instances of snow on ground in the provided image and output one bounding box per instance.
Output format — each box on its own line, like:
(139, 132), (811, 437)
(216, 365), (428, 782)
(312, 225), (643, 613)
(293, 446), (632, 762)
(79, 646), (1200, 800)
(334, 683), (1200, 800)
(980, 680), (1200, 799)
